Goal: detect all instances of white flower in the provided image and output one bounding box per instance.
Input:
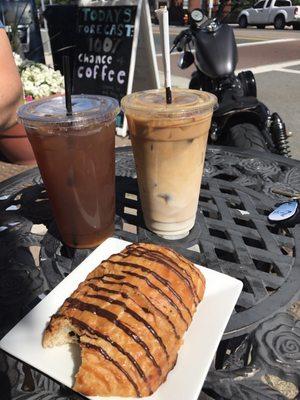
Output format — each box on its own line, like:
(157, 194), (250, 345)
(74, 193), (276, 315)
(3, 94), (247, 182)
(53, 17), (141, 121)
(36, 84), (52, 98)
(18, 60), (65, 100)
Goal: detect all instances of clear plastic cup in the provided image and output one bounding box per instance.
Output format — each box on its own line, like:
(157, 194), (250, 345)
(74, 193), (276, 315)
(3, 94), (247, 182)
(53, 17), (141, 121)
(122, 88), (217, 239)
(18, 95), (119, 248)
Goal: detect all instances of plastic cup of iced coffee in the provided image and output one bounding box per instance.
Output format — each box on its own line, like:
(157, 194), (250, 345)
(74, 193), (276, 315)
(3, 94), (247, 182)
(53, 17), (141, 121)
(122, 88), (217, 239)
(18, 95), (119, 248)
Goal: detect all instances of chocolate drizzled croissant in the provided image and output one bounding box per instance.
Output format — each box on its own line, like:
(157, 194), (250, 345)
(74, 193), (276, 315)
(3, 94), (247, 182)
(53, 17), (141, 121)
(43, 243), (205, 397)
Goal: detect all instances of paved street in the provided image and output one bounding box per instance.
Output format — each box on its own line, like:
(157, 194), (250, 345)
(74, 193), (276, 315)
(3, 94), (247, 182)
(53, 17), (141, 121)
(154, 26), (300, 159)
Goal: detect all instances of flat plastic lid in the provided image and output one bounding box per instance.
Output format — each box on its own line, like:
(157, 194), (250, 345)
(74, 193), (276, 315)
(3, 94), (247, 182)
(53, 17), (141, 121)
(121, 88), (217, 118)
(18, 95), (119, 127)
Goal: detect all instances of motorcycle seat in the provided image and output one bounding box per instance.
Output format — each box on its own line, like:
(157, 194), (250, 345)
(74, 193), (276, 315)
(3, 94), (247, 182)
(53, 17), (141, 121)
(214, 96), (259, 117)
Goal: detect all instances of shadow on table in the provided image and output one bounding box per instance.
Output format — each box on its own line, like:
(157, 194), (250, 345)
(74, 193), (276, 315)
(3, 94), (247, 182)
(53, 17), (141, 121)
(116, 175), (146, 231)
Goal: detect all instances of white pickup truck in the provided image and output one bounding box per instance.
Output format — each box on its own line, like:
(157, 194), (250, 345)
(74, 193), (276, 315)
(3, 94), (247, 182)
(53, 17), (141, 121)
(238, 0), (300, 30)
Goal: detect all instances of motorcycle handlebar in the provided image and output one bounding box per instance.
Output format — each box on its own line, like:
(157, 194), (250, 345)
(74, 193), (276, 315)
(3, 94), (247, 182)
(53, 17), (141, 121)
(172, 15), (213, 53)
(173, 29), (189, 46)
(172, 12), (222, 54)
(172, 29), (191, 52)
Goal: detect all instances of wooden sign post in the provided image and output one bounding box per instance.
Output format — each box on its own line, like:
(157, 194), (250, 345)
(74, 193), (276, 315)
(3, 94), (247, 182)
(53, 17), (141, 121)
(72, 0), (160, 136)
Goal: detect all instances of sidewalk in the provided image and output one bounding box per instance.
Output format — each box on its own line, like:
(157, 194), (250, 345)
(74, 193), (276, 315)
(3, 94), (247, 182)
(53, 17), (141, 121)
(0, 135), (131, 184)
(0, 161), (32, 182)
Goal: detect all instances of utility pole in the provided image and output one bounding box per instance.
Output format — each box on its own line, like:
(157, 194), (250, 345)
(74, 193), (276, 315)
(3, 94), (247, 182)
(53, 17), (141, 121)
(208, 0), (214, 18)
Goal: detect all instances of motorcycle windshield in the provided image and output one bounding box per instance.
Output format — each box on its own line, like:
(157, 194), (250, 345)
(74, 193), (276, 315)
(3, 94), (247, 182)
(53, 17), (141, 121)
(194, 24), (237, 79)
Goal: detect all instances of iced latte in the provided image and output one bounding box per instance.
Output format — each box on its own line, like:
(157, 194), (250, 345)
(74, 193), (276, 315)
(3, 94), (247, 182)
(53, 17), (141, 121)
(122, 89), (217, 238)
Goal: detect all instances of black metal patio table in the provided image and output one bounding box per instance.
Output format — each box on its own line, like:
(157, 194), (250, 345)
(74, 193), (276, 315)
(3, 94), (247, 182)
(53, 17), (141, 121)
(0, 145), (300, 400)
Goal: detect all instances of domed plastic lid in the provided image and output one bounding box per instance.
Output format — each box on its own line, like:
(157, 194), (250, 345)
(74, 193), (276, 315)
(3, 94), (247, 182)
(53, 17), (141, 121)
(18, 95), (119, 128)
(121, 88), (217, 119)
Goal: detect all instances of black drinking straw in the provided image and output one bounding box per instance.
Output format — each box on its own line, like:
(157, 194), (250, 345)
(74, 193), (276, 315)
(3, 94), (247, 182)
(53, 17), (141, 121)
(63, 55), (73, 116)
(166, 87), (172, 104)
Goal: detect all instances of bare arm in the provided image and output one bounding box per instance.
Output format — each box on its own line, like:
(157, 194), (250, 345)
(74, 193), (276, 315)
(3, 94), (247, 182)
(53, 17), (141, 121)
(0, 29), (23, 130)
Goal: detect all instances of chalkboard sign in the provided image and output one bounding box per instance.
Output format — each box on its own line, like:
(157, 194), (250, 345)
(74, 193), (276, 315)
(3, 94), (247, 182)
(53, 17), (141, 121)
(44, 5), (77, 73)
(73, 5), (137, 129)
(45, 0), (159, 135)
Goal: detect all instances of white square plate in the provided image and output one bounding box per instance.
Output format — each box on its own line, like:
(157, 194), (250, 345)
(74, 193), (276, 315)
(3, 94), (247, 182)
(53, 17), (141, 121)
(0, 238), (242, 400)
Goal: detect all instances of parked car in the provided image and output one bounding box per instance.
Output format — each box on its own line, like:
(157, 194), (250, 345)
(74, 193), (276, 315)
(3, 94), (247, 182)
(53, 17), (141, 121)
(238, 0), (300, 29)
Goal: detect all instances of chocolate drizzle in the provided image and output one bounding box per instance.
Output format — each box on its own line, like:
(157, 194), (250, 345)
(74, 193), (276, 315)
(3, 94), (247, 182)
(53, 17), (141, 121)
(89, 276), (137, 290)
(103, 273), (125, 280)
(167, 246), (205, 283)
(140, 293), (180, 339)
(87, 284), (129, 299)
(120, 270), (188, 327)
(108, 260), (193, 320)
(85, 291), (169, 359)
(68, 317), (149, 387)
(129, 245), (200, 304)
(66, 297), (161, 374)
(83, 342), (141, 397)
(88, 278), (180, 338)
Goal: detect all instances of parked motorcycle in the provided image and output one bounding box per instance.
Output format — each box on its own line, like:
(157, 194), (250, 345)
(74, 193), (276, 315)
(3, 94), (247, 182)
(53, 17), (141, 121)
(172, 8), (291, 156)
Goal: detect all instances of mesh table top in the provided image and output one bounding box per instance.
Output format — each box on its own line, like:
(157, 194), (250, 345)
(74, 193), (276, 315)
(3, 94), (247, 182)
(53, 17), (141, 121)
(0, 145), (299, 400)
